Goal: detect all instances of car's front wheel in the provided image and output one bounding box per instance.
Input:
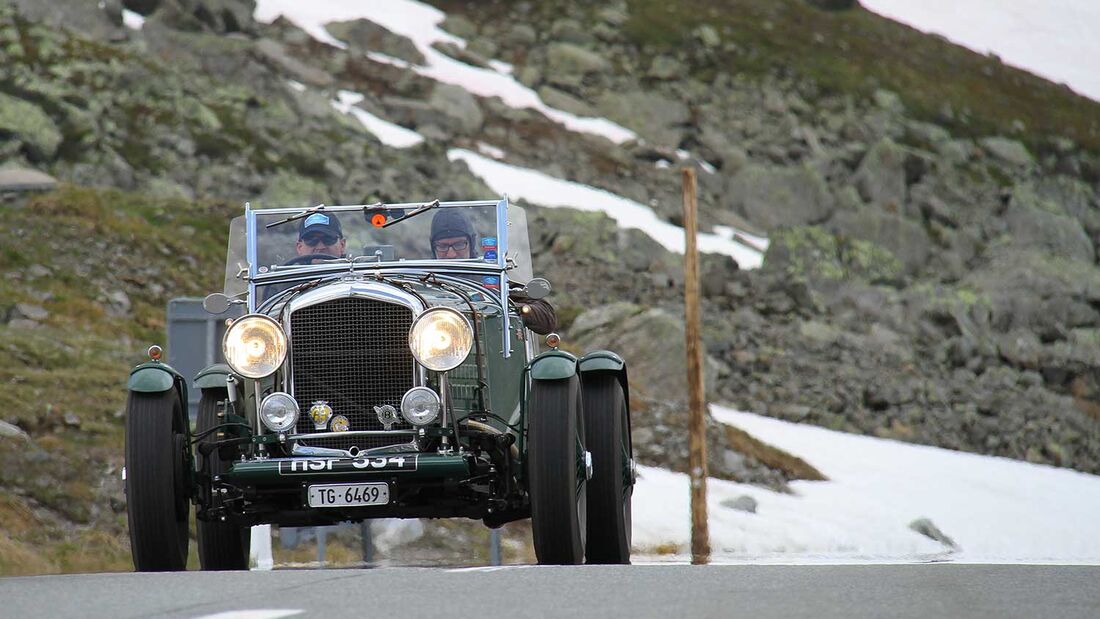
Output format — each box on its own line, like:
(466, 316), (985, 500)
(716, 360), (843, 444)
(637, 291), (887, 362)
(528, 375), (587, 565)
(125, 390), (189, 571)
(196, 388), (250, 571)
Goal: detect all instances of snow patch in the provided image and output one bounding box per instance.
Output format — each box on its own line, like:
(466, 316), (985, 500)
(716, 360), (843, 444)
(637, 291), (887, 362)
(862, 0), (1100, 102)
(332, 90), (424, 149)
(649, 405), (1100, 563)
(476, 142), (505, 160)
(449, 149), (767, 267)
(254, 0), (638, 144)
(122, 9), (145, 30)
(713, 225), (768, 253)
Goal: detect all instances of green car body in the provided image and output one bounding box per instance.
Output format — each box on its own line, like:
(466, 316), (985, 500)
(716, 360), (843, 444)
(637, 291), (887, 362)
(124, 199), (634, 567)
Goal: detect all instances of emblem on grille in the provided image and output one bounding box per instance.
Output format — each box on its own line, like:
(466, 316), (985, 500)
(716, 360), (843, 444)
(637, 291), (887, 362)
(310, 401), (333, 430)
(374, 404), (400, 430)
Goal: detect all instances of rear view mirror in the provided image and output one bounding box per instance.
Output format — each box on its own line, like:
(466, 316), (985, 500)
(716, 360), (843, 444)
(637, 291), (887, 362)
(525, 278), (552, 300)
(203, 293), (231, 315)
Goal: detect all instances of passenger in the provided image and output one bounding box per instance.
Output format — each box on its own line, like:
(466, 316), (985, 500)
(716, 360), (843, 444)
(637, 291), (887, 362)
(430, 210), (557, 335)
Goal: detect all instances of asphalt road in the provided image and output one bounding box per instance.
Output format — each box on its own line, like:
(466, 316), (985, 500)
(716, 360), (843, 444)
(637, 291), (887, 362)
(2, 564), (1098, 619)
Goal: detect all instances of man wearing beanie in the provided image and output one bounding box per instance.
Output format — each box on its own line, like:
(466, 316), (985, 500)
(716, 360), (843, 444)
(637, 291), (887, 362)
(430, 210), (557, 335)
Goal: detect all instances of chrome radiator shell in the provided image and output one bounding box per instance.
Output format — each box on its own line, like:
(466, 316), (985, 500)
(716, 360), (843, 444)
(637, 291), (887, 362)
(285, 283), (424, 452)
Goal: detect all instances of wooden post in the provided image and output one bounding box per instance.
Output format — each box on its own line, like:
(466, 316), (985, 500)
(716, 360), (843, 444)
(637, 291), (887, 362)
(681, 167), (710, 565)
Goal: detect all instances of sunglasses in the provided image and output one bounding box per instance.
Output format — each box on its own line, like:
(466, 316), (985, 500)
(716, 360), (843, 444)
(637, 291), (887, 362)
(433, 239), (470, 253)
(301, 234), (340, 247)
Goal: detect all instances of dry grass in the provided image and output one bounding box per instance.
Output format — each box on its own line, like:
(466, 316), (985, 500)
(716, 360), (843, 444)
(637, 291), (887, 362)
(725, 425), (827, 482)
(0, 534), (54, 576)
(52, 530), (133, 574)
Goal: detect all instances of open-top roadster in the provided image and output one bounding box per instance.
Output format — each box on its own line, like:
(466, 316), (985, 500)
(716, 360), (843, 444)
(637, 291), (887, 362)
(124, 198), (634, 569)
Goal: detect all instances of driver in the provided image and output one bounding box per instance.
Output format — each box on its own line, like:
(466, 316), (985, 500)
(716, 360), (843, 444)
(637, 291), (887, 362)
(259, 211), (347, 303)
(430, 210), (557, 335)
(297, 211), (346, 259)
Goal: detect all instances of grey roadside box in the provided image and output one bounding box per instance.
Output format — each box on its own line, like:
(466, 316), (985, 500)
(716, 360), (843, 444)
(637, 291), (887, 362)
(166, 297), (243, 420)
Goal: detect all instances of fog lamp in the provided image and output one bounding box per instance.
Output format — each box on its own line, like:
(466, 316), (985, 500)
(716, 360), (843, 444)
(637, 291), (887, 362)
(401, 387), (441, 426)
(259, 392), (299, 433)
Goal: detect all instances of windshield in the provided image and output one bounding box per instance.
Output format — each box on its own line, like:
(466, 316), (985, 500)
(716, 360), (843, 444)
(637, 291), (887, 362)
(223, 200), (533, 298)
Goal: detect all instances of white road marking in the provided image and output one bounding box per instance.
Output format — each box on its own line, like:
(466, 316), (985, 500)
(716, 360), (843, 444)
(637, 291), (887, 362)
(192, 610), (303, 619)
(445, 565), (536, 573)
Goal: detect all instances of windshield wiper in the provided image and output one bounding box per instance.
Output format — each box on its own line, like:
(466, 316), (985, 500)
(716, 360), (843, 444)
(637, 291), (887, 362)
(380, 199), (439, 228)
(265, 204), (327, 229)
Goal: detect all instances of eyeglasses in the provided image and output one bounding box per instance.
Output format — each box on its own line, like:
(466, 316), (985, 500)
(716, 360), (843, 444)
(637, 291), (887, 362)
(301, 234), (339, 247)
(434, 239), (470, 254)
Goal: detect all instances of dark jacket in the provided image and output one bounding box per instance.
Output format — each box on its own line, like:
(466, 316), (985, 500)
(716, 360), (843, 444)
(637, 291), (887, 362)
(511, 293), (556, 335)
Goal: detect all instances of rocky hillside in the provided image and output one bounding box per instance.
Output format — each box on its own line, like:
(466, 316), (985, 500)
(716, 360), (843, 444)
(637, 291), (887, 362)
(2, 0), (1100, 572)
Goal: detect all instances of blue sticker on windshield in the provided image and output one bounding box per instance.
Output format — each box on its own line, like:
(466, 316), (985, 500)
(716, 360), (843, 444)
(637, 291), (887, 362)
(484, 250), (498, 260)
(481, 237), (497, 248)
(482, 276), (500, 288)
(304, 213), (330, 228)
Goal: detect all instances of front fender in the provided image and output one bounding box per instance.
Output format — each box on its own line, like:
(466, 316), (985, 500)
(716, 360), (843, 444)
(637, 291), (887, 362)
(127, 361), (190, 441)
(194, 363), (233, 391)
(528, 350), (578, 380)
(128, 362), (184, 393)
(579, 349), (632, 448)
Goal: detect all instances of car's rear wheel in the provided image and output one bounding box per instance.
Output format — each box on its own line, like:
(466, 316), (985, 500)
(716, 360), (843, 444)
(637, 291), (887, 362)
(583, 375), (633, 564)
(125, 390), (189, 571)
(197, 388), (250, 571)
(528, 375), (587, 565)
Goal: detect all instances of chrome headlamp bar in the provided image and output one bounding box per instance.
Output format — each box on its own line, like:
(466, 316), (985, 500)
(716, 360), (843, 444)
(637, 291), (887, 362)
(288, 430), (417, 441)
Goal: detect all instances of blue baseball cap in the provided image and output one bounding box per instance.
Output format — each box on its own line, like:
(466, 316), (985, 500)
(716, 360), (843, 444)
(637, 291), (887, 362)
(298, 211), (342, 240)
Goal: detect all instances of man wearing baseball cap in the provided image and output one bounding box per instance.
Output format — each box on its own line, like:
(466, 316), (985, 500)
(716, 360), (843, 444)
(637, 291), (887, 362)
(296, 211), (346, 259)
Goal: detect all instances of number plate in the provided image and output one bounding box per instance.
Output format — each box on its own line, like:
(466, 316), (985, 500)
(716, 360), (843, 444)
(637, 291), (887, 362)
(307, 482), (389, 508)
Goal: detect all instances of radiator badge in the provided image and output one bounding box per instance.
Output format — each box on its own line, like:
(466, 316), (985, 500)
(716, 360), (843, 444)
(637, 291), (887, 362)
(330, 415), (350, 432)
(310, 401), (333, 430)
(374, 404), (400, 430)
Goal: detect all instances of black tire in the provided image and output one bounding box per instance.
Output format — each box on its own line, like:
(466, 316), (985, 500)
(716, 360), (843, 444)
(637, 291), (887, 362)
(583, 375), (633, 564)
(197, 388), (250, 571)
(528, 375), (587, 565)
(125, 390), (189, 572)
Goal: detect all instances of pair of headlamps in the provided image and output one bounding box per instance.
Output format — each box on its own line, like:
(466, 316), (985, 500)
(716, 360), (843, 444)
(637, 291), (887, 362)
(222, 308), (473, 379)
(223, 308), (473, 430)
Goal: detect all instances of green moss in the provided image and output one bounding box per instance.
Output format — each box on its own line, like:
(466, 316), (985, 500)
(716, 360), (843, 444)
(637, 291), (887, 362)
(0, 91), (62, 159)
(842, 238), (903, 284)
(767, 226), (905, 285)
(481, 0), (1100, 152)
(912, 282), (990, 314)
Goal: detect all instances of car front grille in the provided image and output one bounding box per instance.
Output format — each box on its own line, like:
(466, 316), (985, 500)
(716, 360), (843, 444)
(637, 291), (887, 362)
(289, 297), (416, 452)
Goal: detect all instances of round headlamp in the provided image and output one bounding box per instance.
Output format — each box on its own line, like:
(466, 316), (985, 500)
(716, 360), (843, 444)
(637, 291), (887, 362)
(401, 387), (441, 426)
(408, 308), (473, 372)
(223, 314), (287, 379)
(259, 392), (299, 433)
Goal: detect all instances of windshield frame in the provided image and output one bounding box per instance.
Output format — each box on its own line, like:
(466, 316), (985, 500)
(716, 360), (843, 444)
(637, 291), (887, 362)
(241, 198), (517, 357)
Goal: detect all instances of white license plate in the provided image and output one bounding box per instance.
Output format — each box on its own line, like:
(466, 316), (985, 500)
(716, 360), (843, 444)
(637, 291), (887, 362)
(307, 482), (389, 508)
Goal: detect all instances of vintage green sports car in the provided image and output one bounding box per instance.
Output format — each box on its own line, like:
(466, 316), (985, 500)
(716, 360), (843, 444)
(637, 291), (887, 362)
(123, 198), (634, 570)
